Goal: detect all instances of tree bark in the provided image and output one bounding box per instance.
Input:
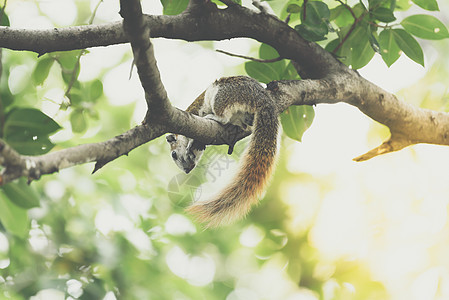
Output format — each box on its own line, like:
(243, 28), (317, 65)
(0, 0), (448, 184)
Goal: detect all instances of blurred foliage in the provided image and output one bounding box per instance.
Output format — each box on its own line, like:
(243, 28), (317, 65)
(0, 0), (448, 300)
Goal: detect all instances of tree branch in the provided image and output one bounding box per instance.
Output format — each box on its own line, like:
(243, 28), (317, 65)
(216, 49), (283, 63)
(0, 6), (343, 79)
(0, 124), (161, 184)
(1, 0), (448, 184)
(0, 115), (252, 185)
(269, 74), (449, 159)
(119, 0), (170, 122)
(2, 72), (449, 183)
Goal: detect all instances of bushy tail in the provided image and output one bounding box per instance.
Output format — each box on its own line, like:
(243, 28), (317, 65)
(186, 104), (279, 228)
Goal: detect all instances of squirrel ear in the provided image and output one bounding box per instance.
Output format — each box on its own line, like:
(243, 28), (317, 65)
(166, 134), (176, 143)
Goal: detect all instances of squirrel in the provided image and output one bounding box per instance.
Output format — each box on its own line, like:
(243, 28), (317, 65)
(166, 76), (279, 227)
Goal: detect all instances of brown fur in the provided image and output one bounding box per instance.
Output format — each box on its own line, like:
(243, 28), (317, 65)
(186, 91), (205, 115)
(186, 103), (278, 228)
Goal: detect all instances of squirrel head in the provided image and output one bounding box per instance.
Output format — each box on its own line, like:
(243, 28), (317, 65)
(166, 134), (205, 174)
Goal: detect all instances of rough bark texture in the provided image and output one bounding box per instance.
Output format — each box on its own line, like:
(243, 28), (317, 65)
(0, 0), (448, 184)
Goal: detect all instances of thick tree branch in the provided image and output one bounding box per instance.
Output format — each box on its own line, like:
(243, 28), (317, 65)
(119, 0), (170, 122)
(0, 5), (343, 79)
(269, 74), (449, 159)
(0, 2), (262, 184)
(0, 115), (251, 185)
(2, 72), (448, 183)
(0, 23), (127, 56)
(0, 124), (161, 184)
(1, 0), (449, 184)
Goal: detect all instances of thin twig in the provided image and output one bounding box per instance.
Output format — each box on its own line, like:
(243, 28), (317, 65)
(64, 0), (103, 104)
(89, 0), (103, 24)
(336, 0), (356, 20)
(216, 49), (283, 63)
(332, 10), (367, 54)
(367, 21), (393, 28)
(302, 0), (308, 21)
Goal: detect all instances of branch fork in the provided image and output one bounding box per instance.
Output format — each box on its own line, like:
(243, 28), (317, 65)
(1, 0), (449, 185)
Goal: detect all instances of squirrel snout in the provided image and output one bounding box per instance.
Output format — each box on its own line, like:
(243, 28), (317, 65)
(182, 155), (196, 174)
(184, 165), (194, 174)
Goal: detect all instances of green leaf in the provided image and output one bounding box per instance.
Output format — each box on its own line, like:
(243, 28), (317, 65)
(395, 0), (412, 10)
(371, 7), (396, 23)
(66, 76), (103, 108)
(62, 69), (80, 85)
(330, 5), (345, 21)
(353, 3), (367, 17)
(2, 108), (59, 154)
(4, 108), (61, 136)
(2, 178), (40, 209)
(390, 0), (396, 10)
(295, 23), (328, 41)
(88, 79), (103, 102)
(245, 61), (282, 84)
(160, 0), (189, 15)
(4, 130), (55, 155)
(55, 51), (81, 86)
(0, 193), (29, 238)
(55, 50), (80, 70)
(259, 43), (280, 60)
(401, 15), (449, 40)
(280, 106), (315, 142)
(67, 88), (84, 107)
(368, 0), (383, 8)
(351, 37), (375, 69)
(392, 29), (424, 66)
(87, 108), (100, 120)
(379, 29), (401, 67)
(369, 31), (381, 53)
(70, 109), (87, 133)
(331, 4), (365, 28)
(296, 1), (331, 41)
(359, 0), (369, 10)
(280, 0), (303, 22)
(287, 3), (301, 13)
(0, 12), (10, 26)
(349, 25), (375, 69)
(328, 23), (377, 68)
(281, 62), (301, 80)
(246, 45), (297, 83)
(32, 57), (55, 86)
(411, 0), (439, 11)
(0, 88), (14, 110)
(325, 38), (340, 52)
(301, 1), (330, 25)
(338, 26), (355, 62)
(325, 35), (353, 66)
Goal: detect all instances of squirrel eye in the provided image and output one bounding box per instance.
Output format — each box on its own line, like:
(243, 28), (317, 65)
(171, 151), (178, 160)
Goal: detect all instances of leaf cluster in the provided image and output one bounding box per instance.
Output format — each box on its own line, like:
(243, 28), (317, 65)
(272, 0), (449, 68)
(245, 44), (315, 142)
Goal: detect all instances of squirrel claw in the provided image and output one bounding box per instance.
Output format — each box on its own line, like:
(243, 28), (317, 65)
(227, 143), (235, 155)
(224, 123), (241, 155)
